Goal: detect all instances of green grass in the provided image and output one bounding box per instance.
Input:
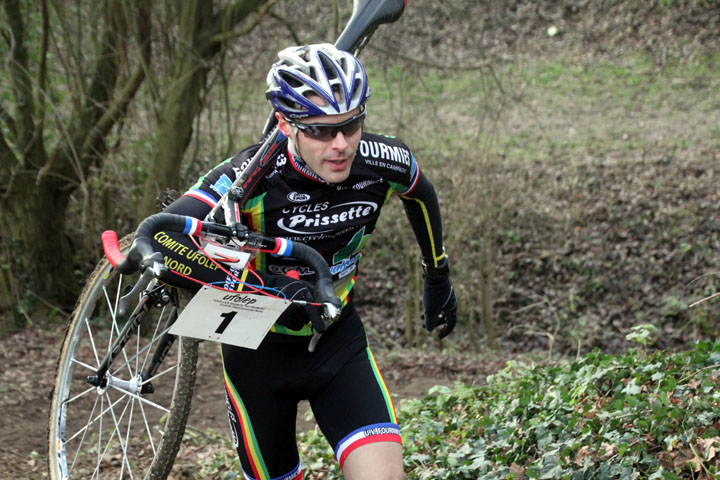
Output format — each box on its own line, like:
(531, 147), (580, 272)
(368, 51), (720, 162)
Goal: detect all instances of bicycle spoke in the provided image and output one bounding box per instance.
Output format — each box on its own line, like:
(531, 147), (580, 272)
(135, 321), (141, 376)
(113, 274), (123, 318)
(140, 363), (178, 386)
(136, 395), (157, 456)
(108, 384), (170, 413)
(103, 281), (118, 346)
(104, 391), (135, 480)
(103, 283), (119, 357)
(109, 324), (173, 378)
(65, 392), (130, 444)
(90, 396), (103, 480)
(120, 397), (136, 479)
(84, 317), (101, 367)
(88, 392), (133, 480)
(68, 394), (101, 475)
(71, 357), (99, 373)
(141, 305), (168, 373)
(62, 384), (96, 407)
(96, 395), (105, 480)
(103, 280), (134, 379)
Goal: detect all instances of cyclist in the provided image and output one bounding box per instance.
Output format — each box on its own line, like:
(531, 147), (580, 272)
(156, 44), (457, 480)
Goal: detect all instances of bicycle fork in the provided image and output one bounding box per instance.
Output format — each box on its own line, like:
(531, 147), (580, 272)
(86, 282), (179, 395)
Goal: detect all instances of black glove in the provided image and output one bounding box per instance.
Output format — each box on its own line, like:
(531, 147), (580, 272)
(263, 274), (327, 333)
(421, 258), (457, 339)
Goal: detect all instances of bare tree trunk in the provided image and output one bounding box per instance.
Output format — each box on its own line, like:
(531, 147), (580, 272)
(138, 0), (269, 218)
(0, 0), (150, 324)
(1, 0), (267, 328)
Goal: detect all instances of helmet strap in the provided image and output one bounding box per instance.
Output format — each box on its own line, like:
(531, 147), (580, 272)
(287, 125), (302, 160)
(285, 125), (330, 184)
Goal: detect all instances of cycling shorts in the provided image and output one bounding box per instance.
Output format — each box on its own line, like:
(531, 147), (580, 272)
(221, 303), (401, 480)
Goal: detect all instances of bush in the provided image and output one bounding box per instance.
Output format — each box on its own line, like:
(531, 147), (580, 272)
(286, 342), (720, 479)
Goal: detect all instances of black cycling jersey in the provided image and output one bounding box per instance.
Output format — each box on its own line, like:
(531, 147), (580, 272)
(156, 132), (445, 333)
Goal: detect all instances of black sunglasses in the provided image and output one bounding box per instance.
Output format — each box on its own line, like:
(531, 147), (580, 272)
(288, 110), (366, 141)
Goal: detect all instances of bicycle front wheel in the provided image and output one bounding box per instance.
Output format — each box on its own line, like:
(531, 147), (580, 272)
(48, 236), (198, 479)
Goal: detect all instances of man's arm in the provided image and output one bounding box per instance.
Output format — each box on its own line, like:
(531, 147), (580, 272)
(399, 171), (446, 268)
(152, 195), (225, 290)
(399, 171), (457, 339)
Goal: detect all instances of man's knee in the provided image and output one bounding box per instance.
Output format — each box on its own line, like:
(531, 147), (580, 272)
(341, 441), (403, 480)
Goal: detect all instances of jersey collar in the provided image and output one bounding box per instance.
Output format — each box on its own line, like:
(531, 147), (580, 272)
(287, 145), (328, 184)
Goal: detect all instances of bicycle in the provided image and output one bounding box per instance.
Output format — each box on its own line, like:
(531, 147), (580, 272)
(47, 213), (342, 479)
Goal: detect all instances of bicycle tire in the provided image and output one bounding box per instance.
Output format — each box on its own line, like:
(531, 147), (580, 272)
(48, 234), (199, 480)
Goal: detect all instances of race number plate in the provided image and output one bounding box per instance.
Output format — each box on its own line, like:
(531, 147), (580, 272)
(170, 286), (290, 349)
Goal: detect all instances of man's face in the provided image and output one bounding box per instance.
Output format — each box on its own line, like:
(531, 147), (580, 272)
(277, 107), (363, 184)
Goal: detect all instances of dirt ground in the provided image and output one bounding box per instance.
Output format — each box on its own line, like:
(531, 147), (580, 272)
(0, 324), (498, 479)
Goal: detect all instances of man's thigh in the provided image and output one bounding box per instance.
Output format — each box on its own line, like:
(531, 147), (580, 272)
(310, 345), (402, 471)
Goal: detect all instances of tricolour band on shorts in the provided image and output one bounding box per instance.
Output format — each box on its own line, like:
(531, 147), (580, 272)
(334, 422), (402, 468)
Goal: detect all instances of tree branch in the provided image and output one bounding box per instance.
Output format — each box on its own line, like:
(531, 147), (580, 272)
(268, 10), (302, 45)
(128, 1), (158, 105)
(0, 123), (18, 202)
(79, 1), (151, 160)
(33, 0), (49, 143)
(3, 0), (36, 156)
(225, 0), (272, 30)
(0, 101), (17, 141)
(48, 0), (84, 113)
(0, 125), (18, 175)
(1, 20), (9, 47)
(209, 0), (274, 48)
(79, 59), (146, 160)
(43, 0), (123, 184)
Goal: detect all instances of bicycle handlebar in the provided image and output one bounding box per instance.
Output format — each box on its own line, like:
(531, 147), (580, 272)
(101, 213), (341, 314)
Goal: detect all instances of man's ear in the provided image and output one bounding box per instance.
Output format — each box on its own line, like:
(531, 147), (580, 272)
(276, 112), (293, 137)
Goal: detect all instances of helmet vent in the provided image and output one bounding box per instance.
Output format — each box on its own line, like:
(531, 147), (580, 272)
(318, 55), (339, 81)
(280, 72), (304, 89)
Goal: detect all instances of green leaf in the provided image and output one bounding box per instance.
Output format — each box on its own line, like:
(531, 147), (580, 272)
(540, 464), (563, 479)
(623, 379), (642, 395)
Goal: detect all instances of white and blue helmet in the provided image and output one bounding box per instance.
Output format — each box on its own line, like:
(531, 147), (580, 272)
(266, 44), (370, 119)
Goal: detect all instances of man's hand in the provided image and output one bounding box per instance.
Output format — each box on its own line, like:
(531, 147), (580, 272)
(421, 260), (457, 339)
(264, 274), (327, 333)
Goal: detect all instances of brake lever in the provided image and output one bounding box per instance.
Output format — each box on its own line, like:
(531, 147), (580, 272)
(118, 262), (167, 315)
(307, 300), (342, 353)
(323, 302), (342, 322)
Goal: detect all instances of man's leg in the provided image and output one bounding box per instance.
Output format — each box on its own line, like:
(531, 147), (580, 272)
(222, 344), (304, 479)
(342, 441), (403, 480)
(310, 343), (403, 479)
